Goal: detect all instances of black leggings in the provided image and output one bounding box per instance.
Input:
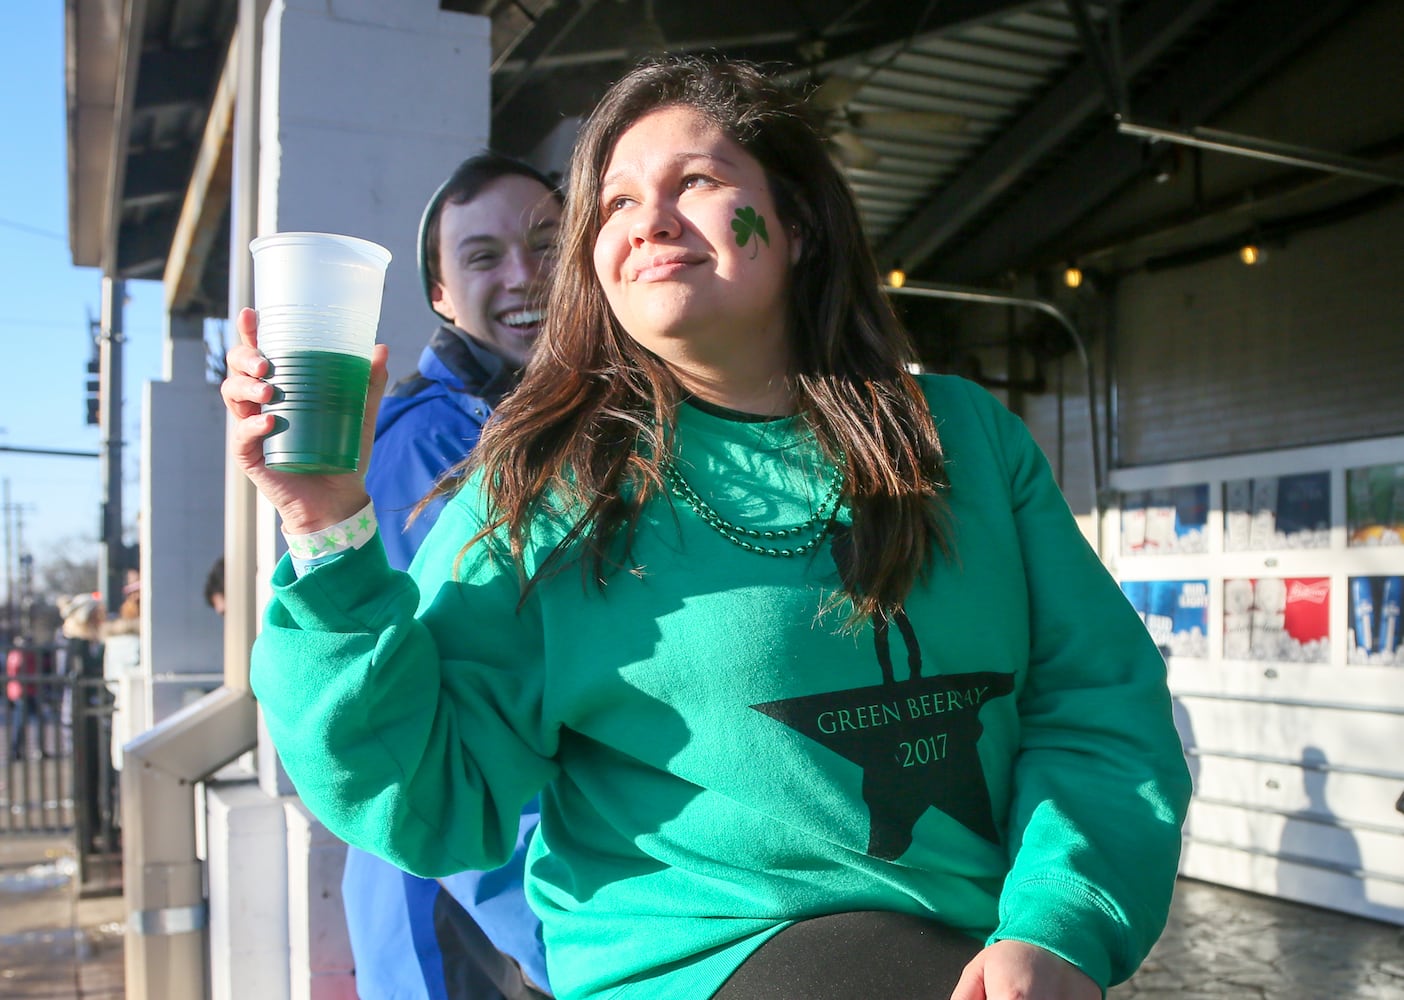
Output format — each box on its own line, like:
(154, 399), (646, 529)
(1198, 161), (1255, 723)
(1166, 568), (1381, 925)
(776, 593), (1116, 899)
(712, 910), (982, 999)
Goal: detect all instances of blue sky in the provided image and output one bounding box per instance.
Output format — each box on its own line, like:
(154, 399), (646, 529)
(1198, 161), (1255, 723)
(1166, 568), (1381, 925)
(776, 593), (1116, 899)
(1, 2), (170, 594)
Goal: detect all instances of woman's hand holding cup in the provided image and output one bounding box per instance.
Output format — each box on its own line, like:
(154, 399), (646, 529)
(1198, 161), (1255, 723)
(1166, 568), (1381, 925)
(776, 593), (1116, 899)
(221, 306), (388, 535)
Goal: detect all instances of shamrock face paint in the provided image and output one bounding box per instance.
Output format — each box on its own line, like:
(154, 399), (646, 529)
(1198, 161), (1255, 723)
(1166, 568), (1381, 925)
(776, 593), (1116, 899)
(732, 206), (771, 259)
(593, 105), (795, 385)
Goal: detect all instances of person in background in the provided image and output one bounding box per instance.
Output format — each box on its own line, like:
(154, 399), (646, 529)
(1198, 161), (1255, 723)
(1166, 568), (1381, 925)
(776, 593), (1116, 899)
(204, 557), (225, 616)
(6, 636), (42, 758)
(224, 56), (1190, 1000)
(345, 153), (561, 999)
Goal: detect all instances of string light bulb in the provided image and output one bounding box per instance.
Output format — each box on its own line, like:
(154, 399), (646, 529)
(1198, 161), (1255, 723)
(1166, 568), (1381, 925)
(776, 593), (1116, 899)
(886, 267), (907, 288)
(1064, 265), (1084, 289)
(1239, 243), (1262, 266)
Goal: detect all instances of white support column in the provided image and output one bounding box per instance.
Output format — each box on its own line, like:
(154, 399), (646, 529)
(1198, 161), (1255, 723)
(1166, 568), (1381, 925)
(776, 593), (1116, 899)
(207, 780), (291, 1000)
(257, 0), (492, 383)
(285, 801), (354, 999)
(201, 4), (493, 998)
(141, 314), (226, 734)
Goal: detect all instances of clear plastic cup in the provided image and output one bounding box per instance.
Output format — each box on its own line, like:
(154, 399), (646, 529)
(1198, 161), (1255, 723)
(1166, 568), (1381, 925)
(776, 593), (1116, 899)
(249, 232), (392, 473)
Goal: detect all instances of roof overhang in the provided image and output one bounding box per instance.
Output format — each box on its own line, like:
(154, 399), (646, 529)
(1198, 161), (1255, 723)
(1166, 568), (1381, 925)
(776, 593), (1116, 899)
(66, 0), (132, 271)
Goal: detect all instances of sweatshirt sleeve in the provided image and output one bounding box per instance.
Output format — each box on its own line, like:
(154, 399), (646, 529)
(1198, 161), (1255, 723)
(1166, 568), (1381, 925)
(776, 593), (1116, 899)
(250, 495), (558, 879)
(960, 382), (1192, 988)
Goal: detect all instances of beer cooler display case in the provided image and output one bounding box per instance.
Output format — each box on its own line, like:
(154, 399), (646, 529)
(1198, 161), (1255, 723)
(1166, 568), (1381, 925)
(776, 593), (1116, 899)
(1105, 435), (1404, 926)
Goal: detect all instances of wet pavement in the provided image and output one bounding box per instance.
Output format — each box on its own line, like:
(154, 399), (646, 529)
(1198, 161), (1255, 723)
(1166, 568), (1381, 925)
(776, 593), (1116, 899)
(0, 835), (124, 999)
(0, 831), (1401, 998)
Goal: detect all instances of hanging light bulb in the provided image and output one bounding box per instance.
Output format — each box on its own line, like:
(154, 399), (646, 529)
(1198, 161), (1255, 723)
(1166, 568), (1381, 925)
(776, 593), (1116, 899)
(886, 267), (907, 288)
(1240, 243), (1262, 266)
(1064, 265), (1084, 289)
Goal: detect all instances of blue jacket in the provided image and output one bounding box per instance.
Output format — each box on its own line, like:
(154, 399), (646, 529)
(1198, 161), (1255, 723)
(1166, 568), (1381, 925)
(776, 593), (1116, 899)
(347, 324), (549, 997)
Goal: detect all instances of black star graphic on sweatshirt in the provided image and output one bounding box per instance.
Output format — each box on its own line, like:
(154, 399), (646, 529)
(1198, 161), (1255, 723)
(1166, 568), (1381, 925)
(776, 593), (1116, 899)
(751, 670), (1015, 860)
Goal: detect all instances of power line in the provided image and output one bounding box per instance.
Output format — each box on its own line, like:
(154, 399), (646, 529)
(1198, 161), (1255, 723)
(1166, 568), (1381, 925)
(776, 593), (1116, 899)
(0, 444), (101, 459)
(0, 217), (66, 241)
(0, 317), (91, 330)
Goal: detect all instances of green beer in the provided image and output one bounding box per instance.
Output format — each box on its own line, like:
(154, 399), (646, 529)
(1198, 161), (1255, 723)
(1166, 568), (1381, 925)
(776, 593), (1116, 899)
(263, 349), (372, 474)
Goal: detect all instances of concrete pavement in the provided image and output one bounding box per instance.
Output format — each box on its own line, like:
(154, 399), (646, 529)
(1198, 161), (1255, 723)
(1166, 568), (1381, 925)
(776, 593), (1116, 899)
(1110, 878), (1404, 999)
(2, 831), (1402, 999)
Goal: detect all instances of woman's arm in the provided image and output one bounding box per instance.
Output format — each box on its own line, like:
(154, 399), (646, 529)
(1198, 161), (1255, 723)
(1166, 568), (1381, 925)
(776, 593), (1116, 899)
(252, 516), (558, 878)
(227, 305), (558, 876)
(958, 380), (1192, 992)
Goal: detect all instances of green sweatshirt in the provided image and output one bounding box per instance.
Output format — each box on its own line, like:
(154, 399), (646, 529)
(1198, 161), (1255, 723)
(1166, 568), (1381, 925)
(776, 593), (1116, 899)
(253, 374), (1191, 999)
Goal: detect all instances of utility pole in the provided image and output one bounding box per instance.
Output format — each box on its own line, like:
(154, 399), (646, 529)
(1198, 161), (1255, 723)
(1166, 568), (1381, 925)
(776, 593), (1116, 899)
(0, 481), (35, 642)
(16, 510), (32, 639)
(4, 478), (12, 640)
(98, 276), (126, 615)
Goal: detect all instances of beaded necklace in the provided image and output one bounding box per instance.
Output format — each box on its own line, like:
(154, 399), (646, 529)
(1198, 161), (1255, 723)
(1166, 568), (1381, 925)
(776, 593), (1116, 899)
(661, 457), (844, 558)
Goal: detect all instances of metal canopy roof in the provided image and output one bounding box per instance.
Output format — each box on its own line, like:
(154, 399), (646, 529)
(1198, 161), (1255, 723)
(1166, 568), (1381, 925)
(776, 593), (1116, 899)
(66, 0), (1403, 319)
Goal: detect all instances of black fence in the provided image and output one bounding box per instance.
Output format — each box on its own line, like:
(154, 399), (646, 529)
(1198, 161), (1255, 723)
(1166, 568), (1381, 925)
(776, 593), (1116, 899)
(3, 667), (122, 895)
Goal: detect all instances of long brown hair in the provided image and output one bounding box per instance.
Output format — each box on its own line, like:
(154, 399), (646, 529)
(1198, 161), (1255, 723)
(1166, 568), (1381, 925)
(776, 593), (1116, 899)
(453, 55), (949, 620)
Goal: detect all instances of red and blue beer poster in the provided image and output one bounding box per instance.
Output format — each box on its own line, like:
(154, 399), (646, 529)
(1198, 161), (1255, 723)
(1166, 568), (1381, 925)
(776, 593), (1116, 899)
(1120, 580), (1209, 658)
(1347, 576), (1402, 666)
(1224, 576), (1329, 663)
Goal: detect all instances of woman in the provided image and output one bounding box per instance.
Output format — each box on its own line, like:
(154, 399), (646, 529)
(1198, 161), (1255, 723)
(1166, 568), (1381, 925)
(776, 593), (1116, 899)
(224, 56), (1190, 1000)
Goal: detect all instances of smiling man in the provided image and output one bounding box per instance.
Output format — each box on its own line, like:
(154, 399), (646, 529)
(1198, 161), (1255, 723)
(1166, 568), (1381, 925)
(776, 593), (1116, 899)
(350, 153), (561, 1000)
(368, 154), (561, 568)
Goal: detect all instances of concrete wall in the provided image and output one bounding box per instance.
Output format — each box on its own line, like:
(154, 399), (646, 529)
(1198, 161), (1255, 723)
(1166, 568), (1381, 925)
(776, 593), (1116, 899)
(1114, 195), (1404, 465)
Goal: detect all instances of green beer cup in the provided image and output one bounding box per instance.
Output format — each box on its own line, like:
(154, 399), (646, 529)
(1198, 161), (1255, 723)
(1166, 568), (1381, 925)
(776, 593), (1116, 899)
(249, 233), (392, 474)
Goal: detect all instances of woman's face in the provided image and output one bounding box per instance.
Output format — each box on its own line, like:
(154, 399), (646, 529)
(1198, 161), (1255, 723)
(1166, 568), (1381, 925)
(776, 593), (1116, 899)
(593, 105), (798, 394)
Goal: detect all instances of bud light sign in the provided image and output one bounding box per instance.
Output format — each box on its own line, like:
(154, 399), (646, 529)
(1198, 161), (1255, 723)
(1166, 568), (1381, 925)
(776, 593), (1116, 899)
(1121, 580), (1209, 659)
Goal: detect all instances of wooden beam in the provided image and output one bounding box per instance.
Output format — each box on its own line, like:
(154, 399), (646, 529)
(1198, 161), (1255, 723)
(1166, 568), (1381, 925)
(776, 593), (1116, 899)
(163, 29), (237, 314)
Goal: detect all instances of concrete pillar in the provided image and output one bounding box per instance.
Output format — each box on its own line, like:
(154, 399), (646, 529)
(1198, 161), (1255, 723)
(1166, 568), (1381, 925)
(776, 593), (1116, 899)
(207, 780), (290, 1000)
(201, 3), (493, 998)
(255, 0), (492, 384)
(140, 313), (226, 733)
(285, 801), (354, 999)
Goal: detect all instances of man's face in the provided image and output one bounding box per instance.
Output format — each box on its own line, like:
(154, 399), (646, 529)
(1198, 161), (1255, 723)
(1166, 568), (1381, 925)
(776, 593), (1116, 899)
(432, 174), (561, 367)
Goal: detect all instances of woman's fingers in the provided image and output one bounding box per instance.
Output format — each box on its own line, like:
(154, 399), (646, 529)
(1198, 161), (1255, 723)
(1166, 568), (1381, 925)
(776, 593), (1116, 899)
(230, 412), (274, 464)
(219, 304), (384, 534)
(221, 367), (271, 407)
(236, 306), (259, 348)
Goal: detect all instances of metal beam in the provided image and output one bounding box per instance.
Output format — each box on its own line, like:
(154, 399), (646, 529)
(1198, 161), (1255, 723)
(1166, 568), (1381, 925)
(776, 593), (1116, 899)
(486, 1), (1039, 152)
(877, 0), (1222, 273)
(1117, 120), (1404, 188)
(1064, 0), (1127, 118)
(885, 281), (1103, 523)
(920, 0), (1360, 283)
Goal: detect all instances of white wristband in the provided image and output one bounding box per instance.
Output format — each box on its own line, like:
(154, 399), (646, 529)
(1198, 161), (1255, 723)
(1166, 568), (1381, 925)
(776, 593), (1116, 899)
(282, 501), (378, 561)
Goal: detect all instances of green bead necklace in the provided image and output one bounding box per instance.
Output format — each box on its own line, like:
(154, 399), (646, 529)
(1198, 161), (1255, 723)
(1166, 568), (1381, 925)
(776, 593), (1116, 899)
(661, 458), (844, 558)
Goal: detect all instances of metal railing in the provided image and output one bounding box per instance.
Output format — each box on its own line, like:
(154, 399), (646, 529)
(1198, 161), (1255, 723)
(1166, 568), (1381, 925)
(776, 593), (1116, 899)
(3, 669), (123, 895)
